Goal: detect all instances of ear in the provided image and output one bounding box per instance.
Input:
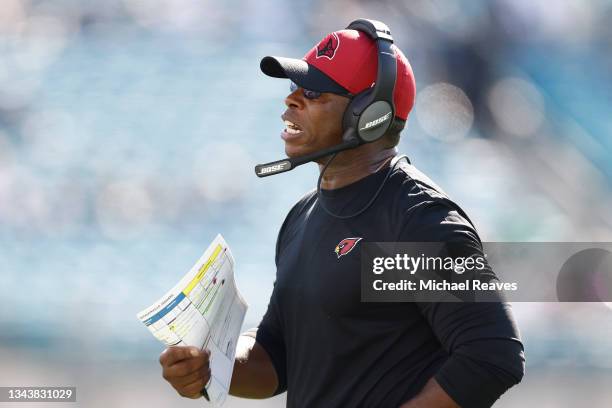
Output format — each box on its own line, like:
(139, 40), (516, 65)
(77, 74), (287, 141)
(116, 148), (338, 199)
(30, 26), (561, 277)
(342, 88), (374, 140)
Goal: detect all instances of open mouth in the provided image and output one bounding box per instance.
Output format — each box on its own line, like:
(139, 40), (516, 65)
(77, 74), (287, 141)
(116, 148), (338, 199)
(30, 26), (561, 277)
(284, 120), (302, 135)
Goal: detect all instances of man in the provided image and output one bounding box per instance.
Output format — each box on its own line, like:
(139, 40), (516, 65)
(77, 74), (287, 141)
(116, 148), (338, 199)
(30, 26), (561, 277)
(159, 22), (525, 407)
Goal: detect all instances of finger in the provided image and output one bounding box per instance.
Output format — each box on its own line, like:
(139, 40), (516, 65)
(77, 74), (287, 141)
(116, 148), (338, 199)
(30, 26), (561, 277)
(171, 365), (210, 388)
(164, 351), (210, 378)
(159, 346), (200, 367)
(179, 378), (208, 399)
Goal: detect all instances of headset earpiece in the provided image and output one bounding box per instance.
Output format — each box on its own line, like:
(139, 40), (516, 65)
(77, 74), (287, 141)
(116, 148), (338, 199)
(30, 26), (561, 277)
(342, 92), (394, 142)
(356, 100), (394, 142)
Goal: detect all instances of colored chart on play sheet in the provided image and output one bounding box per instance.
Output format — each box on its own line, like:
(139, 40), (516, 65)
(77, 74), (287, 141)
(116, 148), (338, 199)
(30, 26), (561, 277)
(137, 234), (248, 407)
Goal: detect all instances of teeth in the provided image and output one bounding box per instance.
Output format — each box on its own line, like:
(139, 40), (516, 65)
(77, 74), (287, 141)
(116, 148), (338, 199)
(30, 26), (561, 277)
(284, 120), (300, 135)
(286, 127), (301, 135)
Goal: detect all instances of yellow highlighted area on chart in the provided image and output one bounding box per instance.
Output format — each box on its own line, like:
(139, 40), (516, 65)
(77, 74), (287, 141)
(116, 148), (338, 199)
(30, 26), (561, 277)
(183, 244), (222, 296)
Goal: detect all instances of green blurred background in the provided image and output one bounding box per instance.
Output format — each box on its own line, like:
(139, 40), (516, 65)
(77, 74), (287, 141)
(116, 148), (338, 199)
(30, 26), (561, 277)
(1, 0), (611, 407)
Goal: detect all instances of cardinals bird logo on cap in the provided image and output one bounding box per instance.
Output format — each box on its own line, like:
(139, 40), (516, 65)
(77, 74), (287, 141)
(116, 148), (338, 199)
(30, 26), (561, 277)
(334, 237), (362, 258)
(316, 32), (340, 60)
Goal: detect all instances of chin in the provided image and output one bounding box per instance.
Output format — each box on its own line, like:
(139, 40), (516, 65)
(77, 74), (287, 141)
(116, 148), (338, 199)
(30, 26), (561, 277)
(284, 144), (311, 158)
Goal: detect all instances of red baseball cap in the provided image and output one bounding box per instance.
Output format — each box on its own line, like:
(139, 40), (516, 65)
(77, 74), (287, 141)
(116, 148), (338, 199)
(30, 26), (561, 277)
(260, 29), (416, 121)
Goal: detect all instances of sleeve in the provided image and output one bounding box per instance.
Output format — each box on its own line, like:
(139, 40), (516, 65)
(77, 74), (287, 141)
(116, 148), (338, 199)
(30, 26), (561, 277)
(255, 205), (296, 396)
(400, 203), (525, 408)
(256, 283), (287, 395)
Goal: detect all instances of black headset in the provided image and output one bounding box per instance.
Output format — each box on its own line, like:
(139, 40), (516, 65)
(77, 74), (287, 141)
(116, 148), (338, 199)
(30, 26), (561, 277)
(255, 18), (399, 177)
(317, 19), (409, 219)
(342, 18), (397, 145)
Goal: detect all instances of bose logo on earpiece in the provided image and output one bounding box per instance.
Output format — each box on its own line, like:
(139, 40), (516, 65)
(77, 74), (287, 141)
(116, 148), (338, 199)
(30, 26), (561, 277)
(359, 112), (391, 131)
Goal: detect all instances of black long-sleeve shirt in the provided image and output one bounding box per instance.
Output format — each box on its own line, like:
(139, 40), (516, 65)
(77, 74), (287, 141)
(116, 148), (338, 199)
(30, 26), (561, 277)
(257, 159), (525, 407)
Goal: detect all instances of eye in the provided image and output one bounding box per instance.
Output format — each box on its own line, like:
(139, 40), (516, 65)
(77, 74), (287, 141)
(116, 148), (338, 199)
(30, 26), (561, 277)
(289, 81), (322, 100)
(303, 89), (322, 100)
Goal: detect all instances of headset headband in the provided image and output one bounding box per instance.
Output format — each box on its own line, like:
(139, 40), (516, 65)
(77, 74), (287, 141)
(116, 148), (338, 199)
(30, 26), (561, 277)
(345, 19), (396, 118)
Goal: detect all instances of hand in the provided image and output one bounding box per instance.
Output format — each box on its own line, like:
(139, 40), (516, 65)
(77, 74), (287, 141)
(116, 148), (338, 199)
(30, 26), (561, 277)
(159, 346), (211, 399)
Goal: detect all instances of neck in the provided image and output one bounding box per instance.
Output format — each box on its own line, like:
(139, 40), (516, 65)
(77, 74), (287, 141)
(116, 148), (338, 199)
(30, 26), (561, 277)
(318, 144), (398, 190)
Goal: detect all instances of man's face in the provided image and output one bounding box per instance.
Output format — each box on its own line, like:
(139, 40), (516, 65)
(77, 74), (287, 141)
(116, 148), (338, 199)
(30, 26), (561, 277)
(281, 85), (351, 158)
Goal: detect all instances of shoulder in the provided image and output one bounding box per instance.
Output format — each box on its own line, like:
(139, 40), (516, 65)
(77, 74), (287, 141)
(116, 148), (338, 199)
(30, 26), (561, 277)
(288, 188), (318, 217)
(278, 188), (317, 233)
(274, 189), (317, 264)
(389, 158), (454, 211)
(387, 158), (480, 243)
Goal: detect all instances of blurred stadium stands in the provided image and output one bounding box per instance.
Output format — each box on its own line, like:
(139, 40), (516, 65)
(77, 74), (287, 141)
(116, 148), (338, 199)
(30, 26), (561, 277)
(0, 0), (611, 406)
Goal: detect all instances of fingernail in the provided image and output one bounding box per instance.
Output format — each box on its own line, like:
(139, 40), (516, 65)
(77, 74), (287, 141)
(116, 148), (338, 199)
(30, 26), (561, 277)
(190, 348), (199, 357)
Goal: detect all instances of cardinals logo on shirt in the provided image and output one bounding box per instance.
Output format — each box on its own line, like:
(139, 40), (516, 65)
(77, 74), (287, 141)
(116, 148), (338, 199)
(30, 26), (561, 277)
(334, 237), (362, 258)
(316, 33), (340, 60)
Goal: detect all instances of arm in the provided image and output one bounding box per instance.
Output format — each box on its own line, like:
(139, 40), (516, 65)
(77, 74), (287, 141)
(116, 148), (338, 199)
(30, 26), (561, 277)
(229, 330), (279, 398)
(229, 203), (295, 398)
(411, 302), (525, 408)
(231, 226), (289, 398)
(399, 204), (525, 407)
(230, 276), (288, 398)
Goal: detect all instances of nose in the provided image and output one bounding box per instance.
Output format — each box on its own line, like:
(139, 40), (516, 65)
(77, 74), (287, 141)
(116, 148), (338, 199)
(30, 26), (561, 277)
(285, 88), (305, 110)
